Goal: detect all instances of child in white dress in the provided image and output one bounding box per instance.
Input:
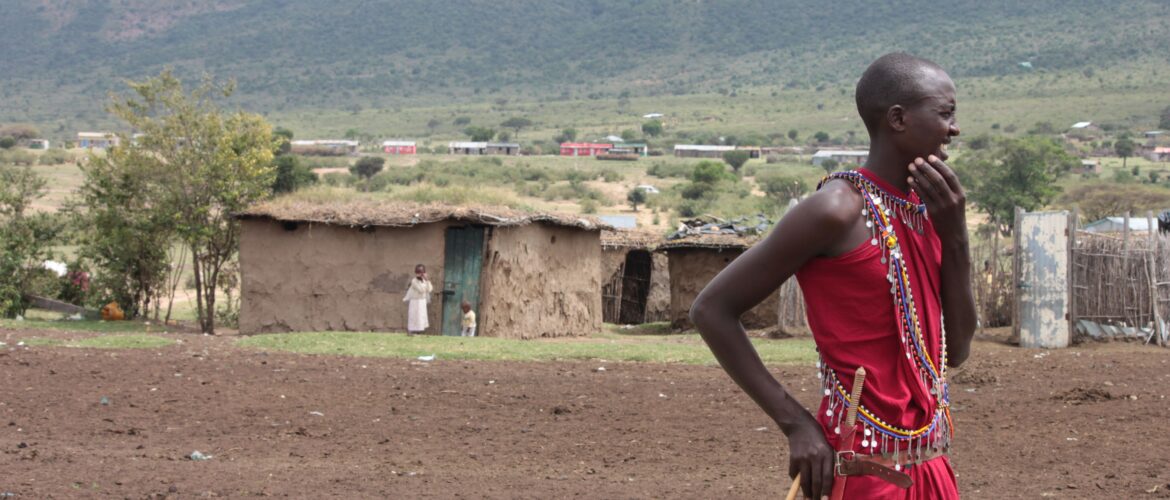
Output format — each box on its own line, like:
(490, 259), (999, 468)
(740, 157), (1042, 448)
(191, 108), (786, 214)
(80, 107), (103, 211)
(403, 264), (433, 334)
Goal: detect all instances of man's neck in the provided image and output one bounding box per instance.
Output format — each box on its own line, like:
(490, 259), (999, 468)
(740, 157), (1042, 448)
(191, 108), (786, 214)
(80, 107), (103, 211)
(862, 141), (913, 193)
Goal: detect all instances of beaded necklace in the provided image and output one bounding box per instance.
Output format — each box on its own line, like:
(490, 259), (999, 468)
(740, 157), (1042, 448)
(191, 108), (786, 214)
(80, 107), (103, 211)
(814, 170), (952, 469)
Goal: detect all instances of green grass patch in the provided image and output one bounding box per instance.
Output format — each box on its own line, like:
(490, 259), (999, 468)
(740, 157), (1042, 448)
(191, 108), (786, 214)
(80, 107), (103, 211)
(236, 330), (817, 366)
(22, 334), (174, 349)
(0, 317), (163, 334)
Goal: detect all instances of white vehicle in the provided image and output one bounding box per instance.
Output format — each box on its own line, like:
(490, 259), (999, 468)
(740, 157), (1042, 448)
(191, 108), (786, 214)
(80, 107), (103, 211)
(635, 184), (660, 194)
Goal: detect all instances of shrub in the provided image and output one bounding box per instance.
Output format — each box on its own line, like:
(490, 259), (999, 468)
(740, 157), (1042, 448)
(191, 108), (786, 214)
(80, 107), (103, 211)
(38, 148), (73, 165)
(647, 161), (692, 179)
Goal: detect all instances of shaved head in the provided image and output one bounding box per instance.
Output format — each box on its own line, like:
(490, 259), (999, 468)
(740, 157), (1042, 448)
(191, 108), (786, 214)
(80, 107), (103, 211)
(855, 53), (946, 134)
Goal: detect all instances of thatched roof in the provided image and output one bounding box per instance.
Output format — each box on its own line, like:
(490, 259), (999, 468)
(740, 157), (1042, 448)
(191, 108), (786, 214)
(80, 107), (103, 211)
(657, 233), (759, 250)
(237, 199), (610, 231)
(601, 229), (664, 250)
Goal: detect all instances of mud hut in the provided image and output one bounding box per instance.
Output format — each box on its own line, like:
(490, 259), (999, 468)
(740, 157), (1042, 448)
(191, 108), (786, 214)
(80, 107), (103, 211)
(600, 230), (670, 325)
(236, 200), (607, 338)
(658, 234), (779, 330)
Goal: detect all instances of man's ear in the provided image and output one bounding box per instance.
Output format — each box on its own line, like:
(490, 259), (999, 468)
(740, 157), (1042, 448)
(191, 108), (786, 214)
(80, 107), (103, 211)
(886, 105), (907, 132)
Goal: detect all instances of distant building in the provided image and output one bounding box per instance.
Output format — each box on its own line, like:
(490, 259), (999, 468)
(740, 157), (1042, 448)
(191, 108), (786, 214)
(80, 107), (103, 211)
(382, 140), (417, 155)
(1075, 159), (1100, 174)
(673, 144), (735, 158)
(448, 142), (520, 155)
(811, 149), (869, 167)
(736, 146), (762, 159)
(560, 143), (612, 157)
(1149, 147), (1170, 162)
(290, 140), (359, 156)
(761, 146), (805, 156)
(1083, 217), (1152, 234)
(608, 142), (648, 157)
(27, 139), (50, 150)
(77, 132), (119, 149)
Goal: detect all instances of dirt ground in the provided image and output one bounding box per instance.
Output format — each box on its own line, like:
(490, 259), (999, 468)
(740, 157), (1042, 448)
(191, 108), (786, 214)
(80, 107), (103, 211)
(1, 328), (1168, 499)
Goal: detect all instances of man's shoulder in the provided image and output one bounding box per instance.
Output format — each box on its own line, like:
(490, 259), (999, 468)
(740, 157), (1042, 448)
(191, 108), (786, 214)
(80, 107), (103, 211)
(794, 177), (865, 229)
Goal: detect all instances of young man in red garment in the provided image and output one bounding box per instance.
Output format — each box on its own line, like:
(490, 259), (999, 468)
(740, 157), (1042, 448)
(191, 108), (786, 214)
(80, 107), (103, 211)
(691, 52), (976, 499)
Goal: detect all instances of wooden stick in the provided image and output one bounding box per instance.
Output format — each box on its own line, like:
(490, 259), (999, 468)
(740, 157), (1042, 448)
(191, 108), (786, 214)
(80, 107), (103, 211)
(785, 473), (802, 500)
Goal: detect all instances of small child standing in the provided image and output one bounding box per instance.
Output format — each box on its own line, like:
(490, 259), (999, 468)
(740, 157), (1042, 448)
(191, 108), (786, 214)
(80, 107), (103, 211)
(460, 301), (477, 337)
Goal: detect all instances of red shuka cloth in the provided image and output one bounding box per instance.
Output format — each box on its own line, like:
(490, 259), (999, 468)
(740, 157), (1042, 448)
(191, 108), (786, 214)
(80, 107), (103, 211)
(795, 168), (958, 498)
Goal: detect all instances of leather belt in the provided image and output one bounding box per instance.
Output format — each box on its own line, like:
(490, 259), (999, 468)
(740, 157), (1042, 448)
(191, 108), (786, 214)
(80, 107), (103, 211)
(834, 449), (948, 490)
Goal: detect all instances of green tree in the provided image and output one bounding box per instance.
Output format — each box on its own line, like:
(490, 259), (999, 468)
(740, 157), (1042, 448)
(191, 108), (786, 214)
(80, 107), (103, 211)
(642, 120), (663, 137)
(1114, 135), (1135, 168)
(555, 128), (578, 143)
(957, 136), (1077, 234)
(757, 173), (808, 206)
(814, 131), (830, 143)
(272, 155), (317, 194)
(273, 127), (294, 155)
(722, 150), (750, 174)
(0, 137), (14, 149)
(0, 165), (61, 317)
(819, 158), (839, 175)
(627, 187), (647, 211)
(453, 116), (472, 126)
(1058, 182), (1170, 221)
(464, 126), (496, 142)
(620, 129), (639, 142)
(787, 129), (799, 141)
(1160, 105), (1170, 130)
(426, 118), (442, 134)
(350, 156), (385, 182)
(100, 70), (278, 333)
(76, 149), (174, 319)
(691, 160), (733, 184)
(500, 117), (533, 138)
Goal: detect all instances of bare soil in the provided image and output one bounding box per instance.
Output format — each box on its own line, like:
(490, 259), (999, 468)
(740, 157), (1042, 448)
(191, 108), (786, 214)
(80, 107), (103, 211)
(1, 328), (1168, 498)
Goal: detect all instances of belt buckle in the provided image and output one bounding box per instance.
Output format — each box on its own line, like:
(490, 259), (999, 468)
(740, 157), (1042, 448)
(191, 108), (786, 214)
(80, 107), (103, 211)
(834, 450), (856, 476)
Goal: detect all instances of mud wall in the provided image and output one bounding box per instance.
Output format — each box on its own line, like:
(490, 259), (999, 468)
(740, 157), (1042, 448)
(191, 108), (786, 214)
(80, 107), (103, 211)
(665, 248), (779, 330)
(481, 224), (602, 339)
(239, 219), (449, 334)
(645, 252), (671, 323)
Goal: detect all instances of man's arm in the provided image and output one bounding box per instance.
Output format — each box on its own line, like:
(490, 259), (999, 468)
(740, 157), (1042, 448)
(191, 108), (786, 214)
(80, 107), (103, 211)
(908, 156), (977, 367)
(690, 182), (861, 499)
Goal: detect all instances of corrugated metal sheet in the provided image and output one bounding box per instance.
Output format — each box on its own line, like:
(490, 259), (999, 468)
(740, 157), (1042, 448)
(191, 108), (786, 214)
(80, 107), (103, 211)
(1016, 210), (1070, 348)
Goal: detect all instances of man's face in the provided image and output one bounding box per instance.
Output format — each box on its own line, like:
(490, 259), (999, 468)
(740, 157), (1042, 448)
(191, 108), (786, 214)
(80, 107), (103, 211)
(903, 69), (960, 161)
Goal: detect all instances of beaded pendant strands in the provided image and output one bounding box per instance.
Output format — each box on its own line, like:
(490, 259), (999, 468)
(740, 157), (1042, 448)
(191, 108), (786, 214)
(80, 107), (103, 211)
(813, 170), (952, 470)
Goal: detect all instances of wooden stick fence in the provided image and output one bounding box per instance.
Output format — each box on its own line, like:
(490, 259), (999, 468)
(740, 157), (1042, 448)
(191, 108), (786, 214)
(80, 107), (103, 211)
(1070, 211), (1168, 346)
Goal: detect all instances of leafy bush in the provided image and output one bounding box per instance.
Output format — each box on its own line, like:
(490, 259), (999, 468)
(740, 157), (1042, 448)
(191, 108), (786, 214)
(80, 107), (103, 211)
(272, 155), (317, 193)
(646, 161), (692, 179)
(322, 172), (353, 187)
(0, 166), (61, 317)
(38, 148), (74, 165)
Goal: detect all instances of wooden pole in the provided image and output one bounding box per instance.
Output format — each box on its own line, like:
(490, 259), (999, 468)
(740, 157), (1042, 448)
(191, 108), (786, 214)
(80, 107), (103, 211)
(1150, 211), (1166, 346)
(1068, 209), (1078, 341)
(1012, 207), (1024, 344)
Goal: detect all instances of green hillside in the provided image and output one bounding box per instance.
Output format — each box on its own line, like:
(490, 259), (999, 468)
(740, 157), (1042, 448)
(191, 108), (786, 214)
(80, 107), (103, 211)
(1, 0), (1168, 133)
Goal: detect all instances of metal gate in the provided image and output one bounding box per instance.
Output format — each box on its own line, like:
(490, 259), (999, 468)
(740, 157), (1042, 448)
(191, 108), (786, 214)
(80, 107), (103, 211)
(1013, 210), (1072, 348)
